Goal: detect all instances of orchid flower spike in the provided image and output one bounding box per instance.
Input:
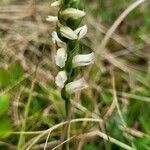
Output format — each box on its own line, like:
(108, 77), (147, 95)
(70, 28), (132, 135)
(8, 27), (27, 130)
(72, 52), (95, 67)
(55, 48), (67, 68)
(65, 78), (88, 94)
(61, 8), (85, 19)
(55, 71), (67, 88)
(75, 25), (88, 40)
(51, 31), (66, 47)
(60, 26), (78, 40)
(46, 16), (58, 22)
(51, 0), (61, 7)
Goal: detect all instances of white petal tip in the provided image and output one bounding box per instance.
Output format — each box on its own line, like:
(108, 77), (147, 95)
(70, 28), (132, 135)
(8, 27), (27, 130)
(60, 26), (78, 40)
(75, 25), (88, 40)
(72, 52), (95, 67)
(55, 48), (67, 68)
(55, 71), (67, 88)
(51, 1), (61, 7)
(51, 31), (66, 47)
(46, 16), (58, 22)
(65, 78), (88, 94)
(61, 8), (86, 19)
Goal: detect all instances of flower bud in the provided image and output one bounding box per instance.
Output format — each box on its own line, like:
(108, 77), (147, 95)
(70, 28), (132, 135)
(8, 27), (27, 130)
(46, 16), (58, 22)
(61, 8), (85, 19)
(55, 48), (67, 68)
(60, 26), (77, 40)
(75, 25), (88, 40)
(72, 52), (95, 67)
(51, 0), (61, 7)
(65, 78), (88, 94)
(55, 71), (67, 88)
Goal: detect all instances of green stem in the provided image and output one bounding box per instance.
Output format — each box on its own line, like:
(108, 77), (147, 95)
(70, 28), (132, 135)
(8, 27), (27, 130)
(63, 101), (71, 150)
(65, 97), (71, 116)
(61, 89), (71, 150)
(59, 0), (83, 149)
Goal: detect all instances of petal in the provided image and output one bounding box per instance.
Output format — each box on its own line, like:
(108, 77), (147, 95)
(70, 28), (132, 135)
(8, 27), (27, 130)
(60, 26), (78, 40)
(55, 48), (67, 68)
(51, 31), (66, 47)
(55, 71), (67, 88)
(61, 8), (85, 19)
(52, 31), (61, 43)
(72, 52), (95, 67)
(51, 0), (61, 7)
(46, 16), (58, 22)
(74, 25), (88, 40)
(65, 78), (88, 93)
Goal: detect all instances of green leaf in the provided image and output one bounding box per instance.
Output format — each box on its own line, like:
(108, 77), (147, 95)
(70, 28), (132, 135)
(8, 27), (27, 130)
(134, 137), (150, 149)
(8, 62), (24, 81)
(0, 117), (12, 139)
(83, 143), (100, 150)
(101, 92), (112, 104)
(0, 68), (11, 87)
(0, 62), (24, 88)
(0, 95), (10, 116)
(43, 116), (55, 125)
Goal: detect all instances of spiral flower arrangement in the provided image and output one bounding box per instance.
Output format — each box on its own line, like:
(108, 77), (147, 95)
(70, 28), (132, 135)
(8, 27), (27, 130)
(47, 0), (95, 114)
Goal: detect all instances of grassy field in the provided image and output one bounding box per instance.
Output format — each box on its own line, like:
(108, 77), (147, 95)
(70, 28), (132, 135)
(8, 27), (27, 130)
(0, 0), (150, 149)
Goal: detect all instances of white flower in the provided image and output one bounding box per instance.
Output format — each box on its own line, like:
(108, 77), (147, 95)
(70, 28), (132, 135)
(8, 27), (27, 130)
(60, 26), (78, 40)
(55, 48), (67, 68)
(72, 52), (95, 67)
(74, 25), (88, 40)
(52, 31), (62, 44)
(46, 16), (58, 22)
(51, 0), (61, 7)
(65, 78), (88, 94)
(55, 71), (67, 88)
(61, 8), (85, 19)
(51, 31), (66, 47)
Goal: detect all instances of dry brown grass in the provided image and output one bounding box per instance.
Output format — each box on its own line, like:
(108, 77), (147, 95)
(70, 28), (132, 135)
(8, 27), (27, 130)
(0, 0), (149, 149)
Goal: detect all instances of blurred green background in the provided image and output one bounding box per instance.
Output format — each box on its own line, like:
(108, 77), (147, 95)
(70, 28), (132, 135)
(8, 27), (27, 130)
(0, 0), (150, 149)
